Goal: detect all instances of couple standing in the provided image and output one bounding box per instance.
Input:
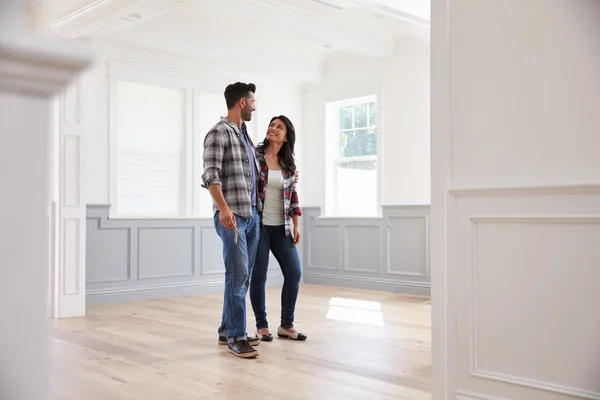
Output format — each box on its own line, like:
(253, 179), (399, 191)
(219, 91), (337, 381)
(201, 82), (306, 358)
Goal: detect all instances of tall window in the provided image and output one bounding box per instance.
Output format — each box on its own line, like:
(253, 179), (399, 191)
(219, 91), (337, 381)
(111, 81), (269, 218)
(115, 81), (184, 216)
(326, 95), (379, 217)
(193, 92), (225, 218)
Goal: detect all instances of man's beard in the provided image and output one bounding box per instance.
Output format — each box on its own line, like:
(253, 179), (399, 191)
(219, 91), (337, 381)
(242, 108), (253, 121)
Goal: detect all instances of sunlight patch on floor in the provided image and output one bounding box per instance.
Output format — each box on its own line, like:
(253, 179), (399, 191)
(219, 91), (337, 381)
(326, 297), (385, 327)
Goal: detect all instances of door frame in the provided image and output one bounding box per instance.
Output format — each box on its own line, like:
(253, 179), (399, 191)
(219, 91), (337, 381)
(430, 0), (451, 398)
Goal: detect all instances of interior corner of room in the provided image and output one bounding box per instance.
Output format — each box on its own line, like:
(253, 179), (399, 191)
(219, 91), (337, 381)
(6, 0), (599, 399)
(50, 0), (432, 307)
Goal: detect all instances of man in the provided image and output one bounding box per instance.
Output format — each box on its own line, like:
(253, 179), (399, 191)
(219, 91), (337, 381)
(201, 82), (261, 358)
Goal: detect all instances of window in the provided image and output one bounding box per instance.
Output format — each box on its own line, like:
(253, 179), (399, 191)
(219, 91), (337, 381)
(326, 95), (379, 217)
(114, 81), (184, 216)
(193, 92), (225, 218)
(338, 100), (377, 159)
(111, 80), (268, 218)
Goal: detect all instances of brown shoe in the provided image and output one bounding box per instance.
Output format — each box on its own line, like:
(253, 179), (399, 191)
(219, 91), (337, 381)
(228, 340), (259, 358)
(219, 335), (260, 346)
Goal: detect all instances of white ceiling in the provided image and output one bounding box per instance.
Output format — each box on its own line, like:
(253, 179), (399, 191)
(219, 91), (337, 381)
(47, 0), (430, 83)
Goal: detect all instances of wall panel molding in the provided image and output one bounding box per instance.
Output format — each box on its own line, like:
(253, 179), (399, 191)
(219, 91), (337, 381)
(455, 391), (510, 400)
(86, 217), (131, 284)
(306, 216), (341, 271)
(450, 187), (600, 400)
(343, 224), (381, 273)
(302, 206), (430, 295)
(63, 218), (81, 295)
(469, 215), (600, 400)
(55, 80), (87, 318)
(448, 182), (600, 197)
(386, 215), (429, 277)
(86, 205), (284, 304)
(137, 226), (196, 280)
(63, 134), (82, 207)
(61, 77), (81, 125)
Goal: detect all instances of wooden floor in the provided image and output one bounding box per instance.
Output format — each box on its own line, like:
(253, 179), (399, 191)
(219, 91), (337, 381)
(50, 284), (431, 400)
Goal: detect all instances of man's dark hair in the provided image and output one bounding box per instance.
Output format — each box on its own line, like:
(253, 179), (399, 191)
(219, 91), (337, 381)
(224, 82), (256, 109)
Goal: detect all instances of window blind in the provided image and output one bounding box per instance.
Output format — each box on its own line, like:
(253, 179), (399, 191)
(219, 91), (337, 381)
(115, 81), (184, 216)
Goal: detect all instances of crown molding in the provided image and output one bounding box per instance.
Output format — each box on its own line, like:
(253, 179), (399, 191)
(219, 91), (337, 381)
(92, 41), (317, 85)
(0, 36), (93, 97)
(348, 0), (430, 27)
(52, 0), (114, 28)
(93, 42), (271, 81)
(51, 0), (181, 39)
(448, 182), (600, 197)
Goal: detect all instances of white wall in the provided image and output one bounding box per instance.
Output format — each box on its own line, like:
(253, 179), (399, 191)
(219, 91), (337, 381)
(432, 1), (600, 399)
(449, 1), (600, 189)
(82, 56), (303, 210)
(83, 38), (428, 214)
(302, 36), (430, 210)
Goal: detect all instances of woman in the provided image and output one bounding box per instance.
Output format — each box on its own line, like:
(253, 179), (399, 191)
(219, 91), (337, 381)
(249, 115), (307, 341)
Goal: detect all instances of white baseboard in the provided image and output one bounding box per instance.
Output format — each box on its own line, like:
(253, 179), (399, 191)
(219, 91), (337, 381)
(455, 391), (510, 400)
(303, 272), (430, 296)
(87, 277), (284, 305)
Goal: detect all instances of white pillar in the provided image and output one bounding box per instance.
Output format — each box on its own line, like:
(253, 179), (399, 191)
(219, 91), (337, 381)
(0, 0), (92, 397)
(0, 0), (25, 35)
(432, 1), (600, 400)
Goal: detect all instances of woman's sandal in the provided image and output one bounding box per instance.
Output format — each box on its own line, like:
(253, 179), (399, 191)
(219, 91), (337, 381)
(256, 330), (273, 342)
(277, 326), (307, 341)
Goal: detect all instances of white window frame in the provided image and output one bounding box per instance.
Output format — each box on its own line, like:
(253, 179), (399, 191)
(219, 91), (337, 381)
(108, 75), (259, 219)
(325, 94), (382, 217)
(109, 78), (188, 218)
(332, 95), (378, 164)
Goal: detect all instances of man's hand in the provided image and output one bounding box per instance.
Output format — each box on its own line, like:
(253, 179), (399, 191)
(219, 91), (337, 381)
(208, 185), (236, 230)
(293, 226), (301, 246)
(294, 169), (300, 183)
(219, 207), (237, 230)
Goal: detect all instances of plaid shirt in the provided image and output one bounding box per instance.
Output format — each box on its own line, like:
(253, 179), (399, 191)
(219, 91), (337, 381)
(201, 117), (261, 218)
(255, 144), (302, 236)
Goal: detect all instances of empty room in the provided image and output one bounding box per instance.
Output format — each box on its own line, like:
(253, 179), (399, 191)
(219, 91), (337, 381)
(43, 0), (432, 399)
(3, 1), (599, 400)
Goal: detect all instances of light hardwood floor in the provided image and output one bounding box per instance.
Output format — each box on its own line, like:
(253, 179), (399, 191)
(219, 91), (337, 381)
(50, 284), (431, 400)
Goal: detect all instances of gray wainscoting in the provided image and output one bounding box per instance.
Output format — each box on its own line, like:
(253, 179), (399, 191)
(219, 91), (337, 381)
(86, 205), (284, 304)
(302, 206), (430, 296)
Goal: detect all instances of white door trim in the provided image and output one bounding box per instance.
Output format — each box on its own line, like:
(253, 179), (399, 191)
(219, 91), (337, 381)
(52, 78), (87, 318)
(430, 0), (451, 398)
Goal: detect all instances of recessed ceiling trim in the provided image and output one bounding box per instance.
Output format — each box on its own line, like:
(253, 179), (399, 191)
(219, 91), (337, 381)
(52, 0), (114, 28)
(347, 0), (430, 26)
(92, 41), (320, 84)
(51, 0), (183, 39)
(241, 0), (314, 16)
(309, 0), (344, 11)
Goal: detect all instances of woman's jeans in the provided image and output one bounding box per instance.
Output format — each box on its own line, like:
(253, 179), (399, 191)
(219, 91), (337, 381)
(250, 224), (302, 330)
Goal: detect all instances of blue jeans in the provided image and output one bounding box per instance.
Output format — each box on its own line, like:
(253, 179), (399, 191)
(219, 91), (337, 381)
(250, 224), (302, 330)
(214, 207), (260, 343)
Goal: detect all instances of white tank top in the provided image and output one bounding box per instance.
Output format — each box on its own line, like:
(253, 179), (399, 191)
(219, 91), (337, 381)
(262, 169), (285, 226)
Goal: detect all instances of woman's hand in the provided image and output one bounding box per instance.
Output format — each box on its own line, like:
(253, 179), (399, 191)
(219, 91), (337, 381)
(293, 227), (301, 246)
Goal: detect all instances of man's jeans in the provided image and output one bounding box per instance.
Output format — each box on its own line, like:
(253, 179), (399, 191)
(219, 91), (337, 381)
(214, 207), (260, 343)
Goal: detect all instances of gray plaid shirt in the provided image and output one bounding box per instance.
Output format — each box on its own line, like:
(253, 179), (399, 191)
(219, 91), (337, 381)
(201, 117), (262, 218)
